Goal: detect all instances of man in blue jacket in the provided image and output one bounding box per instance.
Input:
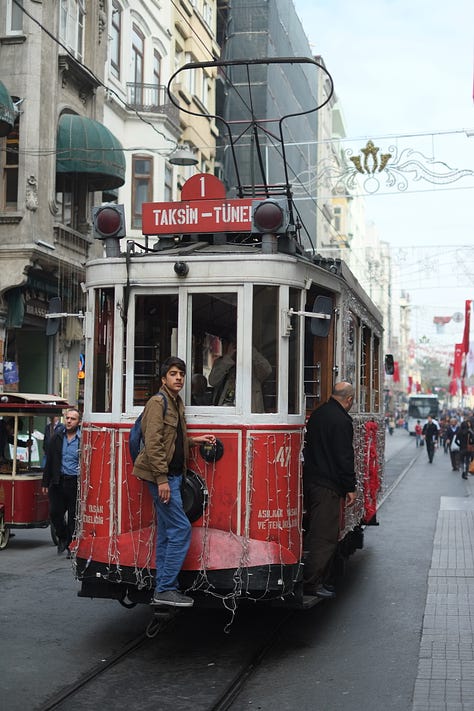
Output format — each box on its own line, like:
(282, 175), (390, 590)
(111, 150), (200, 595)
(303, 382), (357, 598)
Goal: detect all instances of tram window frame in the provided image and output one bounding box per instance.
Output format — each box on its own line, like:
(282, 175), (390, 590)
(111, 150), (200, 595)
(187, 290), (239, 409)
(360, 324), (371, 413)
(130, 293), (179, 407)
(287, 288), (301, 415)
(92, 288), (115, 413)
(252, 285), (278, 414)
(372, 334), (381, 412)
(345, 312), (358, 407)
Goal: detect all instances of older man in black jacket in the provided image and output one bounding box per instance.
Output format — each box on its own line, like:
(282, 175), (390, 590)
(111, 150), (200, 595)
(303, 382), (357, 598)
(42, 408), (81, 556)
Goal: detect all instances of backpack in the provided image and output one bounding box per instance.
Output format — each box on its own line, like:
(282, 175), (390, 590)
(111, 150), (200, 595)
(129, 392), (168, 463)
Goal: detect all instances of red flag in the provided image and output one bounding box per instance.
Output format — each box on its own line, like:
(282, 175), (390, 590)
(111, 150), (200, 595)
(454, 343), (464, 378)
(462, 300), (472, 353)
(449, 379), (458, 395)
(393, 361), (400, 382)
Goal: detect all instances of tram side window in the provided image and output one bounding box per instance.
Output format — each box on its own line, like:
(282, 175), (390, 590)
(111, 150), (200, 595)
(252, 285), (277, 413)
(133, 294), (178, 406)
(189, 292), (237, 407)
(372, 334), (381, 412)
(360, 325), (371, 413)
(288, 288), (301, 414)
(345, 312), (357, 402)
(92, 288), (114, 413)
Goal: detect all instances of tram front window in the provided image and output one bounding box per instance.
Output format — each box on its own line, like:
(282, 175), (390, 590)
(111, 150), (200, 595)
(133, 294), (178, 406)
(189, 292), (237, 407)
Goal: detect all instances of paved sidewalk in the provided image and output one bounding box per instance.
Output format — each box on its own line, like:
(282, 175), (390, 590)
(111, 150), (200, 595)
(412, 464), (474, 710)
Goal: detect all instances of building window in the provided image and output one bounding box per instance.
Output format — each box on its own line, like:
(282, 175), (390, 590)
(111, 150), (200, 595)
(152, 50), (162, 108)
(7, 0), (23, 34)
(202, 0), (213, 29)
(59, 0), (85, 61)
(1, 117), (19, 211)
(55, 191), (73, 227)
(132, 155), (153, 229)
(333, 206), (341, 232)
(201, 74), (211, 109)
(131, 24), (145, 107)
(185, 52), (197, 96)
(110, 1), (122, 80)
(164, 164), (173, 201)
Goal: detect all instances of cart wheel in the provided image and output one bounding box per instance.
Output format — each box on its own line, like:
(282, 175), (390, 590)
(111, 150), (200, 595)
(50, 522), (58, 546)
(0, 511), (10, 550)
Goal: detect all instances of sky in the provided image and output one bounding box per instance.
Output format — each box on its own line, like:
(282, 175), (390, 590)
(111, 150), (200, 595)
(292, 0), (474, 354)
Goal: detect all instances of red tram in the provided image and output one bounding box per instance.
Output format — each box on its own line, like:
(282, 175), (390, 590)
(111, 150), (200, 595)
(74, 58), (386, 609)
(0, 393), (70, 549)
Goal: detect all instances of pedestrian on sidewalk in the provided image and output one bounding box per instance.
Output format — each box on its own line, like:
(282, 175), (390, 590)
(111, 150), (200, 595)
(445, 417), (460, 471)
(41, 408), (81, 556)
(414, 420), (423, 447)
(455, 419), (474, 479)
(422, 415), (439, 464)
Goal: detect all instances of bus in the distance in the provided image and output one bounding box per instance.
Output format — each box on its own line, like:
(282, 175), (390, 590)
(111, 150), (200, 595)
(407, 394), (440, 434)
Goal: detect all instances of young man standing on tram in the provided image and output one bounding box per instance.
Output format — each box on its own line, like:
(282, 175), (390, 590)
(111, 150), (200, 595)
(132, 356), (215, 608)
(302, 382), (357, 599)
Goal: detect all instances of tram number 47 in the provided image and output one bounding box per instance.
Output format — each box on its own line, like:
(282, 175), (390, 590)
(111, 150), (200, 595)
(274, 446), (291, 468)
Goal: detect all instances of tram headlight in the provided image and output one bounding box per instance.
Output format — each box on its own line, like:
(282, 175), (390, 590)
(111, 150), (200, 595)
(92, 204), (126, 239)
(251, 199), (289, 235)
(174, 261), (189, 277)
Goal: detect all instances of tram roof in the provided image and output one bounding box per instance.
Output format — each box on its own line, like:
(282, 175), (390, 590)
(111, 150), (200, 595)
(0, 393), (72, 415)
(88, 237), (384, 330)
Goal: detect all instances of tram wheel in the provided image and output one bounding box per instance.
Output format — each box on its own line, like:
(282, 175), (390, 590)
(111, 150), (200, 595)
(0, 511), (10, 550)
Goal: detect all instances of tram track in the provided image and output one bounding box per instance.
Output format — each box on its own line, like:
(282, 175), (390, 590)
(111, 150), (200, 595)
(36, 612), (178, 711)
(36, 604), (295, 711)
(36, 442), (415, 711)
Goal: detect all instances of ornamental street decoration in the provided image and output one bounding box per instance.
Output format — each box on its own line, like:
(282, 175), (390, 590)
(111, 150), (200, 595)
(315, 139), (474, 195)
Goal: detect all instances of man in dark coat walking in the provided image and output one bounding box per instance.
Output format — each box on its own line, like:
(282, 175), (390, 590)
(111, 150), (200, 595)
(422, 415), (439, 464)
(42, 408), (81, 556)
(303, 382), (357, 598)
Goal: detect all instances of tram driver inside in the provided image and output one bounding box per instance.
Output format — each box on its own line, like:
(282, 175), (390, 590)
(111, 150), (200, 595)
(208, 335), (272, 412)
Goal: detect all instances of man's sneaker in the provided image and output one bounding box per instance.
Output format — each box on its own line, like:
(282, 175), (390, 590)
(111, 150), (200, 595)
(151, 590), (194, 607)
(315, 584), (336, 599)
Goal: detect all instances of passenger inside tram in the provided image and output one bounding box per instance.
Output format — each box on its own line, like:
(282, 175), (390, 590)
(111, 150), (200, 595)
(191, 373), (212, 405)
(208, 336), (272, 412)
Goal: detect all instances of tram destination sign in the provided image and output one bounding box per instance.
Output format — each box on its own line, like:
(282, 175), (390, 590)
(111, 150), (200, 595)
(141, 198), (254, 235)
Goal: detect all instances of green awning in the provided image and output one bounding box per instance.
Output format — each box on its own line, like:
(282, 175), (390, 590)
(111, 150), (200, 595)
(56, 114), (126, 191)
(0, 81), (15, 137)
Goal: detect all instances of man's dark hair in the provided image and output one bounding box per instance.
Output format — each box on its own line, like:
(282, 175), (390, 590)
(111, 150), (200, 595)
(160, 356), (186, 378)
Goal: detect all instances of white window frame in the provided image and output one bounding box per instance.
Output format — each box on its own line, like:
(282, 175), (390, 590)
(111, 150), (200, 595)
(59, 0), (85, 61)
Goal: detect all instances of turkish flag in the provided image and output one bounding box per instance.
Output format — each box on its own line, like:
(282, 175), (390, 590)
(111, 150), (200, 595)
(462, 300), (472, 354)
(454, 343), (463, 378)
(393, 361), (400, 382)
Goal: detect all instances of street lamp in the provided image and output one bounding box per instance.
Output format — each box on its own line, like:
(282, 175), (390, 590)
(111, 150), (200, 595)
(168, 145), (198, 166)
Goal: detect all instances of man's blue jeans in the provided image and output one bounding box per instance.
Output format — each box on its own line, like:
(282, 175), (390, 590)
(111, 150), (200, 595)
(147, 477), (192, 592)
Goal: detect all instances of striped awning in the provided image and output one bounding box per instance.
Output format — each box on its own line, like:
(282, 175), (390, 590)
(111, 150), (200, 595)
(56, 114), (126, 191)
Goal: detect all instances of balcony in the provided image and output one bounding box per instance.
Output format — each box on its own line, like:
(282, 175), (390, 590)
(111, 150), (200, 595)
(126, 83), (179, 126)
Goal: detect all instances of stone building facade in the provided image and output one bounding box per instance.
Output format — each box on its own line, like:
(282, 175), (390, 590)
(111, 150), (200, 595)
(0, 1), (125, 402)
